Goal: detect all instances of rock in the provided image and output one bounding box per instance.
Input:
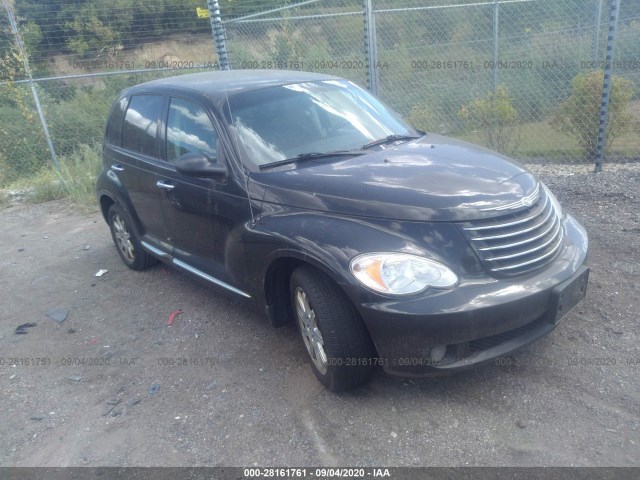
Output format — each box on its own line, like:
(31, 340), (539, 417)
(45, 308), (69, 324)
(15, 322), (37, 334)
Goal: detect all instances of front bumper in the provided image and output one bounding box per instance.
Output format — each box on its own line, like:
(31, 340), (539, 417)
(340, 214), (589, 377)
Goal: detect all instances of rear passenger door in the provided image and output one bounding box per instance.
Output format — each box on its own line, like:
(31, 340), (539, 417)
(120, 94), (171, 251)
(103, 96), (138, 208)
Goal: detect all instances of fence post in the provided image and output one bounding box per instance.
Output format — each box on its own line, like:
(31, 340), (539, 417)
(3, 0), (60, 172)
(492, 0), (499, 92)
(207, 0), (230, 70)
(593, 0), (603, 64)
(363, 0), (379, 95)
(594, 0), (620, 173)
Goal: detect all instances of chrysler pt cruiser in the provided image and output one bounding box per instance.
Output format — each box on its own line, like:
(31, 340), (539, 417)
(97, 71), (589, 391)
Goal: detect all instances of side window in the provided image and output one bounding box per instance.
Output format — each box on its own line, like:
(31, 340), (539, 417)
(106, 96), (128, 147)
(166, 98), (218, 163)
(122, 95), (164, 157)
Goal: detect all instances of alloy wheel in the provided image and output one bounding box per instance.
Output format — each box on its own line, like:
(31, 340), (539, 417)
(295, 286), (328, 374)
(112, 213), (135, 262)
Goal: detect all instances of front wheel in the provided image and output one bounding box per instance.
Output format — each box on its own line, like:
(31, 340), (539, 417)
(108, 204), (156, 271)
(290, 265), (375, 392)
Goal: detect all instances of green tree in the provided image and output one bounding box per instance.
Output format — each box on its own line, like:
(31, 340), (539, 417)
(459, 85), (520, 155)
(61, 0), (136, 57)
(0, 43), (48, 181)
(552, 70), (634, 160)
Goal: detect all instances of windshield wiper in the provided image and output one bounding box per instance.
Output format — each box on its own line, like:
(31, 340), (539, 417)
(259, 150), (365, 170)
(362, 133), (423, 150)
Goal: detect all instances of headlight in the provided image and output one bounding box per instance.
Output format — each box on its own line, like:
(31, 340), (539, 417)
(350, 253), (458, 295)
(541, 182), (564, 219)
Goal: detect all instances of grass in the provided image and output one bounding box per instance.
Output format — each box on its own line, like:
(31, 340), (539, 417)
(456, 117), (640, 160)
(0, 143), (102, 211)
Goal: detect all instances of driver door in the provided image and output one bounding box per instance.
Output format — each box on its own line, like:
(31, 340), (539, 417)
(157, 96), (246, 283)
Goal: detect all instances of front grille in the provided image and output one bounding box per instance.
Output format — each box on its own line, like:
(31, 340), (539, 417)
(459, 185), (564, 277)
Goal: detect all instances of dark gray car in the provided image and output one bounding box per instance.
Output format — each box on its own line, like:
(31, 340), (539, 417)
(96, 70), (589, 391)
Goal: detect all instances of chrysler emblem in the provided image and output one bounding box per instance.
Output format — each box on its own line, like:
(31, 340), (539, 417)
(522, 194), (535, 207)
(484, 182), (540, 211)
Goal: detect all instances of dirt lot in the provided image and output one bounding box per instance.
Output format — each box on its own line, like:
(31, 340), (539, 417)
(0, 163), (639, 467)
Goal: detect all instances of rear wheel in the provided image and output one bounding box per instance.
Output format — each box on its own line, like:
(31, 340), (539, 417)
(108, 204), (156, 270)
(290, 265), (374, 391)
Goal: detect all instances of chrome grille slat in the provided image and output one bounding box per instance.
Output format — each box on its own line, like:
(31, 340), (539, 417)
(464, 195), (548, 231)
(490, 233), (564, 271)
(484, 220), (562, 261)
(470, 202), (553, 241)
(478, 213), (559, 251)
(459, 186), (564, 278)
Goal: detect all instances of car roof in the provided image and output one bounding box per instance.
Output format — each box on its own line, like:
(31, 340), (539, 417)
(124, 69), (343, 101)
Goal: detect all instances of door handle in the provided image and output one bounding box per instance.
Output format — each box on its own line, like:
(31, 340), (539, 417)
(156, 180), (175, 191)
(111, 164), (125, 172)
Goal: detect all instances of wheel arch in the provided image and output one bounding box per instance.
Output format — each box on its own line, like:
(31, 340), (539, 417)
(249, 213), (405, 329)
(263, 252), (356, 329)
(97, 187), (145, 239)
(99, 193), (115, 222)
(95, 169), (144, 235)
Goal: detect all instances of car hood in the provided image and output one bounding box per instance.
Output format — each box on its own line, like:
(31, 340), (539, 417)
(248, 134), (538, 222)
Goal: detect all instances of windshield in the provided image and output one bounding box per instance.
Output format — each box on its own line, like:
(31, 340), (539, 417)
(225, 80), (417, 169)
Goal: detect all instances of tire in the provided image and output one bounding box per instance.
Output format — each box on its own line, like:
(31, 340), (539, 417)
(108, 204), (157, 271)
(290, 265), (375, 392)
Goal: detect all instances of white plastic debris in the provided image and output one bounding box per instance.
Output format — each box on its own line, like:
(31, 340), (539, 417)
(95, 269), (108, 277)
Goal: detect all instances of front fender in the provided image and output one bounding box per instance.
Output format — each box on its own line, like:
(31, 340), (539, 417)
(241, 210), (479, 309)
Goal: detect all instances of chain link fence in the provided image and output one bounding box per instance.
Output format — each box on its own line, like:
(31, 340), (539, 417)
(0, 0), (220, 184)
(373, 0), (623, 160)
(1, 0), (639, 186)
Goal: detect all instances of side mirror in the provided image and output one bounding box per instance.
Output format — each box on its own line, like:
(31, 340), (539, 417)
(176, 152), (227, 178)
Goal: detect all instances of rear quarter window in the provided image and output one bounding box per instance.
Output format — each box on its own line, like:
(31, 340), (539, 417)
(122, 94), (164, 157)
(105, 96), (129, 147)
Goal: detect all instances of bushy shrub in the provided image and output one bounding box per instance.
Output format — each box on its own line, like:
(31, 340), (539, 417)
(0, 48), (50, 183)
(0, 75), (122, 184)
(42, 85), (112, 157)
(409, 104), (439, 133)
(0, 107), (48, 183)
(459, 85), (520, 154)
(551, 70), (634, 160)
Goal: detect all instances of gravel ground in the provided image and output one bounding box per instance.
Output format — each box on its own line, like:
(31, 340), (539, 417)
(0, 162), (638, 467)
